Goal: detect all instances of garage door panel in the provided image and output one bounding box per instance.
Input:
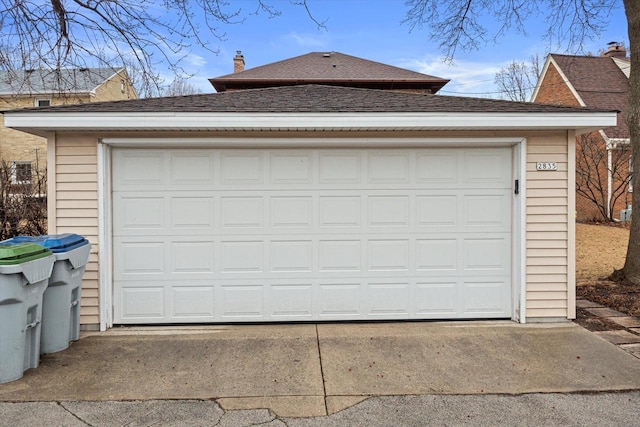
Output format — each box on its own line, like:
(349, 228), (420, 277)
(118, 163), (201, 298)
(319, 152), (362, 184)
(463, 237), (510, 272)
(220, 241), (264, 273)
(221, 196), (264, 229)
(117, 285), (165, 321)
(270, 152), (313, 184)
(367, 239), (410, 271)
(172, 241), (215, 273)
(171, 197), (215, 229)
(319, 196), (362, 227)
(463, 193), (510, 228)
(415, 282), (458, 316)
(172, 286), (216, 319)
(416, 151), (459, 184)
(119, 242), (165, 275)
(368, 196), (410, 227)
(318, 240), (362, 272)
(463, 279), (510, 315)
(113, 147), (513, 323)
(268, 283), (314, 318)
(170, 152), (216, 185)
(317, 282), (363, 317)
(115, 151), (165, 187)
(220, 283), (264, 318)
(463, 150), (511, 185)
(270, 197), (313, 228)
(368, 152), (410, 183)
(270, 240), (313, 272)
(366, 282), (411, 317)
(114, 196), (165, 230)
(416, 239), (458, 271)
(220, 151), (265, 185)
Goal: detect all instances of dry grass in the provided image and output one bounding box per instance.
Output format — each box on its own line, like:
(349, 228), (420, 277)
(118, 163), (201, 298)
(575, 222), (640, 320)
(576, 223), (629, 285)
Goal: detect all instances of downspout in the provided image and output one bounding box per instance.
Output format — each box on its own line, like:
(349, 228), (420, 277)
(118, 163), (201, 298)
(608, 147), (613, 219)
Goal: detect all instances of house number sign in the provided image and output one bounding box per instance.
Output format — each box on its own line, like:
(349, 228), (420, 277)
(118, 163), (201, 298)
(536, 162), (557, 171)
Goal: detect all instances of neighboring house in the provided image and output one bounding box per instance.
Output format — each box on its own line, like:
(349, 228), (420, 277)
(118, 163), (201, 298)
(531, 44), (631, 222)
(4, 53), (615, 331)
(0, 67), (137, 185)
(210, 51), (449, 93)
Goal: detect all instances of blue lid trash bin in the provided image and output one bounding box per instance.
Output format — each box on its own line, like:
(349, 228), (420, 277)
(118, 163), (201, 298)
(0, 243), (54, 384)
(9, 234), (91, 354)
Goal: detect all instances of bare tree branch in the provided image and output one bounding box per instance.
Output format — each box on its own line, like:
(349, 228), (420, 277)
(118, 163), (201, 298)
(0, 0), (323, 95)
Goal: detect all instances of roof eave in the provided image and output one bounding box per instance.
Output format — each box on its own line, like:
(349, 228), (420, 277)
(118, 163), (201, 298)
(4, 111), (616, 138)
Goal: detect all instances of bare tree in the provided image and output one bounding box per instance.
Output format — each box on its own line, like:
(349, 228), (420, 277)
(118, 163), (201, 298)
(403, 0), (640, 284)
(0, 0), (323, 94)
(494, 54), (542, 102)
(576, 133), (632, 221)
(161, 77), (204, 97)
(0, 160), (47, 239)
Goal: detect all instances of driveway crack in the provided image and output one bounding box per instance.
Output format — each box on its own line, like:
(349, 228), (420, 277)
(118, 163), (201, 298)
(58, 402), (93, 426)
(315, 324), (328, 416)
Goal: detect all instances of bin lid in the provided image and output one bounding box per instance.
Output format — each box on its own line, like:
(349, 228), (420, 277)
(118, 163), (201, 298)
(0, 243), (53, 265)
(8, 233), (88, 253)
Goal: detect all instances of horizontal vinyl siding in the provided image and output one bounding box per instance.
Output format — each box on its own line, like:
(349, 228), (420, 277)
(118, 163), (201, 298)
(526, 135), (569, 319)
(55, 135), (100, 326)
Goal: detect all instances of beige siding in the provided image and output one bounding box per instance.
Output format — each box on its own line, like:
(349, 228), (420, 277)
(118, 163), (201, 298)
(526, 134), (571, 319)
(53, 134), (100, 327)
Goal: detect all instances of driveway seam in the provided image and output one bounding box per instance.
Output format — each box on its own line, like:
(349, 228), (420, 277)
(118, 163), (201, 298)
(58, 401), (93, 426)
(315, 324), (328, 415)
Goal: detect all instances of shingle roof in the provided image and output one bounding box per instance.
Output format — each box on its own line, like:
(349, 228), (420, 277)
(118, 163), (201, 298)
(0, 68), (123, 96)
(13, 84), (609, 114)
(550, 54), (629, 139)
(209, 52), (449, 93)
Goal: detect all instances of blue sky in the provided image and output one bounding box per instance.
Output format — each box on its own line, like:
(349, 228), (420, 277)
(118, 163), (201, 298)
(178, 0), (629, 98)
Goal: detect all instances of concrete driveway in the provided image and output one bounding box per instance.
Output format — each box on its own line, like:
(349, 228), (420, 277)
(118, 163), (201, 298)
(1, 321), (639, 417)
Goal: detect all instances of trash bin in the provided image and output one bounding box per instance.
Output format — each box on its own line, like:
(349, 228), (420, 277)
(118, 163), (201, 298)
(10, 234), (91, 354)
(0, 243), (54, 384)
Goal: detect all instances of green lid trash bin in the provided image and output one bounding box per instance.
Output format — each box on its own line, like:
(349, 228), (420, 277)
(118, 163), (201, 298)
(10, 234), (91, 354)
(0, 243), (54, 384)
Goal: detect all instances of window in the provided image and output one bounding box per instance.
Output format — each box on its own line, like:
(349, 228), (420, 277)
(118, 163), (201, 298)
(11, 161), (32, 184)
(120, 79), (126, 93)
(35, 99), (51, 107)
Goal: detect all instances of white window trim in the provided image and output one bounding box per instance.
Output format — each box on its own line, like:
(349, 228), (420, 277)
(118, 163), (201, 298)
(34, 98), (51, 107)
(11, 161), (32, 184)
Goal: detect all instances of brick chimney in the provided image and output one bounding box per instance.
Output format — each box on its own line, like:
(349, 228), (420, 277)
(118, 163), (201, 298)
(233, 51), (245, 73)
(602, 42), (627, 58)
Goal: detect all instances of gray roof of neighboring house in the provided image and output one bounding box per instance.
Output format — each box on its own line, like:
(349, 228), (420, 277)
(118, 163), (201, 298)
(550, 54), (629, 139)
(209, 52), (450, 93)
(0, 67), (124, 96)
(10, 84), (611, 114)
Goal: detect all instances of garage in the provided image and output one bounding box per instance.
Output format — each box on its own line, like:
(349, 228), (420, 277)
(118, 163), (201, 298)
(3, 81), (617, 329)
(112, 146), (513, 323)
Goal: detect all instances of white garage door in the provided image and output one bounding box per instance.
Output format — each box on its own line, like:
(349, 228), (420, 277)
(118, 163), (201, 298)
(112, 147), (512, 324)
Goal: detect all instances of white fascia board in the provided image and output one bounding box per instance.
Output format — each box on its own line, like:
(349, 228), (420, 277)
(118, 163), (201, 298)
(4, 111), (617, 136)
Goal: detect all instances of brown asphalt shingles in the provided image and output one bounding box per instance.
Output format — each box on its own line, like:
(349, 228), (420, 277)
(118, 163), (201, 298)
(551, 54), (629, 139)
(209, 51), (449, 93)
(7, 84), (613, 115)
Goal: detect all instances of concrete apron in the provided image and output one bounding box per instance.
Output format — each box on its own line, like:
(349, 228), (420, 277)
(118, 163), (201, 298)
(0, 322), (639, 417)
